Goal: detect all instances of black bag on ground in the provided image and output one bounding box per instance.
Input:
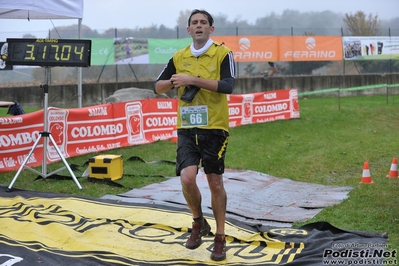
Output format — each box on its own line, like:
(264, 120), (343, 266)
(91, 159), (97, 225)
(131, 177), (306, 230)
(7, 101), (25, 115)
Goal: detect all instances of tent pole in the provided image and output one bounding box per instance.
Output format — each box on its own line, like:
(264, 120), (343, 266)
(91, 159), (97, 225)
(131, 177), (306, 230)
(78, 18), (83, 108)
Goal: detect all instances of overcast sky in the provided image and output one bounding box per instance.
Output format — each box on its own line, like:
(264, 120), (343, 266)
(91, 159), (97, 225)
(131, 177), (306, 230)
(2, 0), (399, 36)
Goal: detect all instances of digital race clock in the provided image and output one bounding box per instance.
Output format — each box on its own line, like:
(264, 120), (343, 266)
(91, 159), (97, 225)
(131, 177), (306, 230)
(6, 38), (91, 67)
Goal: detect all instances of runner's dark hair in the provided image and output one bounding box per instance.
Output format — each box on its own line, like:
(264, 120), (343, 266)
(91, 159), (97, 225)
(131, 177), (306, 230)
(188, 9), (214, 26)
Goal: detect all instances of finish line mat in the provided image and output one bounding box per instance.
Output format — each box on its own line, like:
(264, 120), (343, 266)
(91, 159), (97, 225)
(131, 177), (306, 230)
(109, 169), (354, 228)
(0, 186), (389, 266)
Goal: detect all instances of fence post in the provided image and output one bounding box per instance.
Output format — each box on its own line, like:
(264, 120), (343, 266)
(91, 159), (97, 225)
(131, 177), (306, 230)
(115, 28), (118, 83)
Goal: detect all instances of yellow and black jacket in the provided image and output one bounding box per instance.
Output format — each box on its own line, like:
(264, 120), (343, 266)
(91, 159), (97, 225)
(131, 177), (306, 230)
(156, 41), (235, 132)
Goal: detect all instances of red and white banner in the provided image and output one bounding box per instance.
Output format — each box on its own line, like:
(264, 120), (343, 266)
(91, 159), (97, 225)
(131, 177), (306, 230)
(227, 89), (299, 127)
(0, 89), (299, 173)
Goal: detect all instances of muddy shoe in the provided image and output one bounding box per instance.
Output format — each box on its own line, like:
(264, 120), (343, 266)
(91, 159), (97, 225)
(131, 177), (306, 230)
(186, 218), (211, 249)
(211, 234), (226, 261)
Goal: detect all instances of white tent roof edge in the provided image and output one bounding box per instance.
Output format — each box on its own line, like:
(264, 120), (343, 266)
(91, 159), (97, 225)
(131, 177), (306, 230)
(0, 0), (83, 19)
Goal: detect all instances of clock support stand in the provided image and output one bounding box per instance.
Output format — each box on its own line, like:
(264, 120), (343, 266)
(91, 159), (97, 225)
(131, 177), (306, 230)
(6, 67), (83, 191)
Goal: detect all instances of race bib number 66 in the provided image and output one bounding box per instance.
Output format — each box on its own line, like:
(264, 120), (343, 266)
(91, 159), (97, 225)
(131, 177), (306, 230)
(180, 105), (208, 127)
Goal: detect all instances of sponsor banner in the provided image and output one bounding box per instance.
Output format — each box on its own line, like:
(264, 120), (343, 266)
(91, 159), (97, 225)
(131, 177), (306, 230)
(279, 36), (343, 61)
(228, 89), (300, 128)
(90, 38), (115, 66)
(78, 36), (399, 65)
(148, 38), (191, 64)
(26, 36), (399, 66)
(0, 42), (13, 70)
(343, 36), (399, 60)
(0, 110), (45, 171)
(113, 37), (149, 65)
(0, 90), (299, 173)
(0, 99), (178, 172)
(212, 35), (278, 62)
(0, 188), (388, 266)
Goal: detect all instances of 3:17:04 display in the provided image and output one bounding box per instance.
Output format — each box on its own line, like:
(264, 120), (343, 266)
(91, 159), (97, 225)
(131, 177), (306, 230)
(24, 43), (85, 61)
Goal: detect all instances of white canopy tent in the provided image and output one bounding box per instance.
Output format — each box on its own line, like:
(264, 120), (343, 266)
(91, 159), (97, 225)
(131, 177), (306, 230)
(0, 0), (83, 19)
(0, 0), (85, 107)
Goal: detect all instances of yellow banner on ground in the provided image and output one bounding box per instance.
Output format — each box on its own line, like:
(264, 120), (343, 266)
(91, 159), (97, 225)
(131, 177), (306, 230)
(0, 195), (304, 265)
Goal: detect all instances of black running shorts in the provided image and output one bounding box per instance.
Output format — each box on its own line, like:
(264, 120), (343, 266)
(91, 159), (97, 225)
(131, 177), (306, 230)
(176, 128), (229, 176)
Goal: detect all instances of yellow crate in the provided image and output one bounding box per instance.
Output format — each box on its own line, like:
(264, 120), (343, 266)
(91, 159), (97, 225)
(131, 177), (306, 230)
(88, 154), (123, 181)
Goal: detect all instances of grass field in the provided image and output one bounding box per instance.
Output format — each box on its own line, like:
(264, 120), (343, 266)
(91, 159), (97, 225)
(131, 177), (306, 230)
(1, 95), (398, 250)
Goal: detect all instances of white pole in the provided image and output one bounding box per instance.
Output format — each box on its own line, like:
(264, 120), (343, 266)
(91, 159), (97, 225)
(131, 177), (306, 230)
(78, 18), (83, 108)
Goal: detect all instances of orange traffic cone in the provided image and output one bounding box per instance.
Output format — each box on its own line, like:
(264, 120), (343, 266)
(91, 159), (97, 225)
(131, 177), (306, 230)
(386, 157), (398, 178)
(359, 162), (374, 184)
(171, 126), (177, 143)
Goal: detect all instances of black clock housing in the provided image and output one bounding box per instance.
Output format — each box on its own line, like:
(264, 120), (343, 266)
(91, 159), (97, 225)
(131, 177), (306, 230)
(6, 38), (91, 67)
